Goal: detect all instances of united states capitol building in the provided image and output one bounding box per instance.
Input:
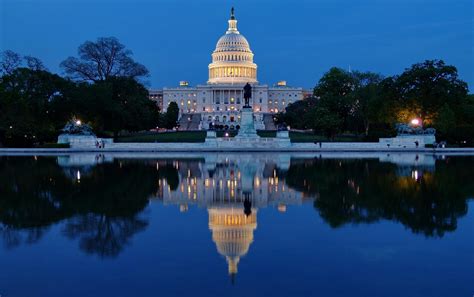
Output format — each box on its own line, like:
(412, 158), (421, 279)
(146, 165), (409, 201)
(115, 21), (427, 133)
(149, 8), (310, 130)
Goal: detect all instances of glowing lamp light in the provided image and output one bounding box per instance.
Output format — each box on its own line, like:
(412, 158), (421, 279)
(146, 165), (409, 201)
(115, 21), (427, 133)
(75, 120), (82, 126)
(224, 132), (229, 137)
(410, 118), (420, 126)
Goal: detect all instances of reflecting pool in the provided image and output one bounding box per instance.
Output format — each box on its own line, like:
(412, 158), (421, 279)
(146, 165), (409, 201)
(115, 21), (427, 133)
(0, 153), (473, 297)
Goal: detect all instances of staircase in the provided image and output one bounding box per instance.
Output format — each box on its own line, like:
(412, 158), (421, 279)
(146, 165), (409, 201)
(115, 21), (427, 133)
(178, 113), (202, 130)
(262, 113), (277, 130)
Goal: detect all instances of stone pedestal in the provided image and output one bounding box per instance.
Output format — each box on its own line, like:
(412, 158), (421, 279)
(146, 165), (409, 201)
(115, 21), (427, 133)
(58, 134), (98, 148)
(236, 107), (258, 138)
(276, 130), (289, 139)
(205, 130), (218, 146)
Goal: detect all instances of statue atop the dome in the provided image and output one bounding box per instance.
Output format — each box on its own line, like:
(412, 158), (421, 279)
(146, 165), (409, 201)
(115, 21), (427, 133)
(243, 83), (252, 108)
(230, 7), (235, 20)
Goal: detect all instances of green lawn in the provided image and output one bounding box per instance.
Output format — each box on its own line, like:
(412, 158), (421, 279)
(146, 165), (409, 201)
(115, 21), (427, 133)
(114, 130), (365, 143)
(289, 131), (365, 143)
(115, 131), (207, 143)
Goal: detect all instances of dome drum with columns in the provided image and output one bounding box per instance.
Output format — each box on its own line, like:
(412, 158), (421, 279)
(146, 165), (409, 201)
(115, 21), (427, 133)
(156, 8), (308, 130)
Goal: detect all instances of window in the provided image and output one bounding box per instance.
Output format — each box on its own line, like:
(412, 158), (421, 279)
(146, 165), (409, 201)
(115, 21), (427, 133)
(203, 107), (206, 112)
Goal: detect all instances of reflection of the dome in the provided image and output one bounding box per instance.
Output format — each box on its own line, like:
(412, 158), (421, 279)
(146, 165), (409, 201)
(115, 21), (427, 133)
(209, 206), (257, 277)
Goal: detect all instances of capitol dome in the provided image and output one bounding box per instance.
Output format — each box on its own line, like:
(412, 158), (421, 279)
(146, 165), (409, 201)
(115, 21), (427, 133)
(208, 8), (258, 84)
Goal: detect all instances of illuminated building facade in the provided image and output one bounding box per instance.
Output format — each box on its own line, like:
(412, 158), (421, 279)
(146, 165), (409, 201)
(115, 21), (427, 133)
(151, 8), (309, 130)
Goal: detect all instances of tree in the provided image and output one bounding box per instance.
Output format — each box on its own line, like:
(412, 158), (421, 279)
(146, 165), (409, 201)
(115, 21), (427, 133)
(311, 105), (343, 139)
(313, 68), (357, 133)
(350, 71), (384, 136)
(24, 56), (46, 71)
(276, 97), (318, 129)
(0, 50), (21, 76)
(60, 37), (149, 82)
(435, 103), (456, 138)
(72, 77), (160, 136)
(164, 102), (179, 129)
(0, 67), (74, 146)
(394, 60), (468, 125)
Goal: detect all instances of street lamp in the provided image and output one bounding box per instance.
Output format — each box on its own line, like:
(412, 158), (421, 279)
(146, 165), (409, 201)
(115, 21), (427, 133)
(410, 118), (421, 126)
(75, 120), (82, 126)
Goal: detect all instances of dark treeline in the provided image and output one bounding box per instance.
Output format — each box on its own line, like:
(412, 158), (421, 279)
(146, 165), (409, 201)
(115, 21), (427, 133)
(0, 37), (179, 147)
(277, 60), (474, 145)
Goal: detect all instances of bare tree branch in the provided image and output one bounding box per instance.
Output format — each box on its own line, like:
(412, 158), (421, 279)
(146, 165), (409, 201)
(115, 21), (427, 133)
(24, 56), (47, 71)
(60, 37), (149, 82)
(0, 50), (22, 75)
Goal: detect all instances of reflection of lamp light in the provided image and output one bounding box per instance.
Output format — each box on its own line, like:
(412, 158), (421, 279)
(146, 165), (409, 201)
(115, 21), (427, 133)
(278, 204), (287, 213)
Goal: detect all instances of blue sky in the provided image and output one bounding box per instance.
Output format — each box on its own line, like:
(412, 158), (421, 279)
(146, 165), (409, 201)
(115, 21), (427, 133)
(1, 0), (473, 90)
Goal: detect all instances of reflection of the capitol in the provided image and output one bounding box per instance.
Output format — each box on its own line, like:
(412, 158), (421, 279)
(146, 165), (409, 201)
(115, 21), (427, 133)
(55, 152), (451, 276)
(153, 155), (305, 278)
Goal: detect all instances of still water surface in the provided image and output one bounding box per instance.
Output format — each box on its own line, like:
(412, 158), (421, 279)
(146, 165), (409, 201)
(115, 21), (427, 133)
(0, 153), (473, 297)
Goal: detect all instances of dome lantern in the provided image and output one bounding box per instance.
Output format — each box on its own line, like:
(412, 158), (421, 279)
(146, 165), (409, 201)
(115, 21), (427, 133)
(227, 7), (239, 33)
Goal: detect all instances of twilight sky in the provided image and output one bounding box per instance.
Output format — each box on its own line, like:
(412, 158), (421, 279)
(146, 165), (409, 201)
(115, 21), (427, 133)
(1, 0), (473, 90)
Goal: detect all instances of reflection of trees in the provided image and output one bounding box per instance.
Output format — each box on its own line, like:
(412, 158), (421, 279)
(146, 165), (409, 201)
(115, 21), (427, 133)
(286, 157), (474, 237)
(63, 214), (147, 258)
(0, 157), (159, 256)
(156, 161), (180, 191)
(0, 225), (49, 249)
(0, 157), (69, 248)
